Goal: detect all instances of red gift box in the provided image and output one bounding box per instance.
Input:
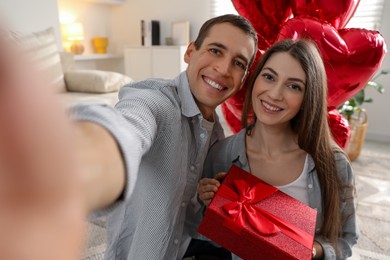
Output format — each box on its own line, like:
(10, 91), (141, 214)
(197, 165), (317, 260)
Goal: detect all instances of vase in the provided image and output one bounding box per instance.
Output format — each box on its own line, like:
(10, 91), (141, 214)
(92, 37), (109, 54)
(346, 109), (368, 161)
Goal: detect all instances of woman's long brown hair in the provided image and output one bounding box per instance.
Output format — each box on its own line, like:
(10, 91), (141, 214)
(242, 39), (349, 252)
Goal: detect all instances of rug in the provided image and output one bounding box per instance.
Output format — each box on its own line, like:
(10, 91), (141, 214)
(350, 149), (390, 259)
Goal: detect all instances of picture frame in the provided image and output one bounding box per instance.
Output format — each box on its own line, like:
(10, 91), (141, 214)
(171, 21), (190, 45)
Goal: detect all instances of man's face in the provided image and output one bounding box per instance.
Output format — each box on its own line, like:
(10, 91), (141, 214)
(184, 23), (256, 121)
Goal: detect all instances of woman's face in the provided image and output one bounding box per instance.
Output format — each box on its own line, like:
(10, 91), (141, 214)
(251, 52), (306, 128)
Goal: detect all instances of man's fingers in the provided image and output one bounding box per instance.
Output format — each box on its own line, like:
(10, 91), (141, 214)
(200, 191), (215, 200)
(215, 172), (227, 181)
(203, 199), (212, 207)
(199, 177), (219, 185)
(198, 191), (215, 207)
(198, 181), (219, 194)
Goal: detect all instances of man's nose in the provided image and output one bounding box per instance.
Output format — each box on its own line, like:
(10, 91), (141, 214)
(215, 58), (231, 76)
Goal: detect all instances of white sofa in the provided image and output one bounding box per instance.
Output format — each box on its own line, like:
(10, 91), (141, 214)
(14, 27), (132, 108)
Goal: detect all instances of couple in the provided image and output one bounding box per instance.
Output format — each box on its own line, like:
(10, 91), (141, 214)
(0, 14), (357, 260)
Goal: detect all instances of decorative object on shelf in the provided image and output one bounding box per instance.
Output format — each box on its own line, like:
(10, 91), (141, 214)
(141, 20), (146, 46)
(140, 20), (160, 46)
(92, 37), (109, 54)
(151, 20), (160, 46)
(61, 22), (85, 55)
(171, 21), (190, 45)
(165, 37), (174, 46)
(338, 69), (389, 160)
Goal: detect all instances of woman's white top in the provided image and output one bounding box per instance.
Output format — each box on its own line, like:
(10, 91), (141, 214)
(276, 154), (309, 205)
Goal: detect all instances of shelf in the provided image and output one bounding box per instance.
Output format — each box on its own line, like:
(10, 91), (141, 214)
(81, 0), (125, 5)
(74, 53), (123, 61)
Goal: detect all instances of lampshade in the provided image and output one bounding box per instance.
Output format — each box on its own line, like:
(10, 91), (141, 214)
(61, 22), (85, 55)
(62, 22), (84, 41)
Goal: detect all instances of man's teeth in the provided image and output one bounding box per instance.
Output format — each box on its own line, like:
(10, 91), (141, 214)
(206, 78), (223, 90)
(262, 101), (281, 111)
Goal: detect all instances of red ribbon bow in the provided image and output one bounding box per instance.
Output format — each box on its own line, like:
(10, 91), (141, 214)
(219, 178), (313, 249)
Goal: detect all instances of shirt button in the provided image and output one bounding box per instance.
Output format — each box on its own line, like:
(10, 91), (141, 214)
(190, 165), (195, 171)
(181, 202), (186, 207)
(308, 184), (313, 189)
(174, 239), (179, 245)
(200, 133), (205, 138)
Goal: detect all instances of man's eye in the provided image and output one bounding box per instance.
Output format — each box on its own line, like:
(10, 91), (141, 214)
(209, 48), (221, 55)
(234, 60), (246, 70)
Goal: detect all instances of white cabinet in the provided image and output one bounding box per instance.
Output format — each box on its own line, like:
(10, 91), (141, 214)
(124, 46), (187, 81)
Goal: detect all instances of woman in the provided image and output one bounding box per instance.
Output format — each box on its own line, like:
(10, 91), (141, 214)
(197, 39), (359, 259)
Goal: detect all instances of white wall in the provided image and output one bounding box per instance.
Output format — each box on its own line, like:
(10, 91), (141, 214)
(0, 0), (62, 48)
(57, 0), (211, 54)
(110, 0), (210, 50)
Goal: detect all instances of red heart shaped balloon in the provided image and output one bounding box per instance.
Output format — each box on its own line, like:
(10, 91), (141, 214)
(277, 16), (387, 108)
(231, 0), (292, 50)
(328, 108), (350, 149)
(224, 0), (386, 142)
(221, 102), (242, 134)
(292, 0), (360, 29)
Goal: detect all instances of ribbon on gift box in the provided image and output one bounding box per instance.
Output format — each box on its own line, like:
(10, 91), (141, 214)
(219, 176), (313, 249)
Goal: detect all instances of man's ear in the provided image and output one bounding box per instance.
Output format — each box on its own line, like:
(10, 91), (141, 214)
(184, 42), (196, 64)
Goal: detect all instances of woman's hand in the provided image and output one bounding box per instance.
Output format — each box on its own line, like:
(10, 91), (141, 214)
(312, 240), (324, 259)
(197, 172), (227, 206)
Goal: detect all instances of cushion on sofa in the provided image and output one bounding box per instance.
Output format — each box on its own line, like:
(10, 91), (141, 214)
(65, 70), (133, 93)
(12, 27), (66, 93)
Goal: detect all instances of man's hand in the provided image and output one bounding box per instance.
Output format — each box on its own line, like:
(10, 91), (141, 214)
(0, 26), (86, 260)
(197, 172), (227, 206)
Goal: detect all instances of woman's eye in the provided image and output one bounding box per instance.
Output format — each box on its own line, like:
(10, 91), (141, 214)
(289, 84), (302, 91)
(262, 73), (274, 81)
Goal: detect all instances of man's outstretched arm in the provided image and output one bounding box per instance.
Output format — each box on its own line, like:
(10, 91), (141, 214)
(0, 26), (125, 259)
(74, 120), (125, 212)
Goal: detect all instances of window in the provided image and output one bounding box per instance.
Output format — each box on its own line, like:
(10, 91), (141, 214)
(210, 0), (386, 30)
(345, 0), (385, 30)
(210, 0), (236, 17)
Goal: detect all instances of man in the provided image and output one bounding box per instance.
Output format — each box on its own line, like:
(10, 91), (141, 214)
(0, 14), (257, 259)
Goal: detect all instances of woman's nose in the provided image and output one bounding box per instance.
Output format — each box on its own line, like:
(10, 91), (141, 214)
(268, 83), (283, 100)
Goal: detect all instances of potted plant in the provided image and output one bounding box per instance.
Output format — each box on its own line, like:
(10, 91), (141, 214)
(338, 69), (389, 160)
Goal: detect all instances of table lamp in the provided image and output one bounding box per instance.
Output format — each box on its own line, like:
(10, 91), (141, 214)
(62, 22), (85, 55)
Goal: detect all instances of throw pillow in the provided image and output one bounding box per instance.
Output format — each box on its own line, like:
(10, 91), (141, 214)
(64, 70), (133, 93)
(12, 27), (66, 93)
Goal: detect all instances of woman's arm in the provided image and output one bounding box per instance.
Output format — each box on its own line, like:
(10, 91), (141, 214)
(315, 152), (359, 259)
